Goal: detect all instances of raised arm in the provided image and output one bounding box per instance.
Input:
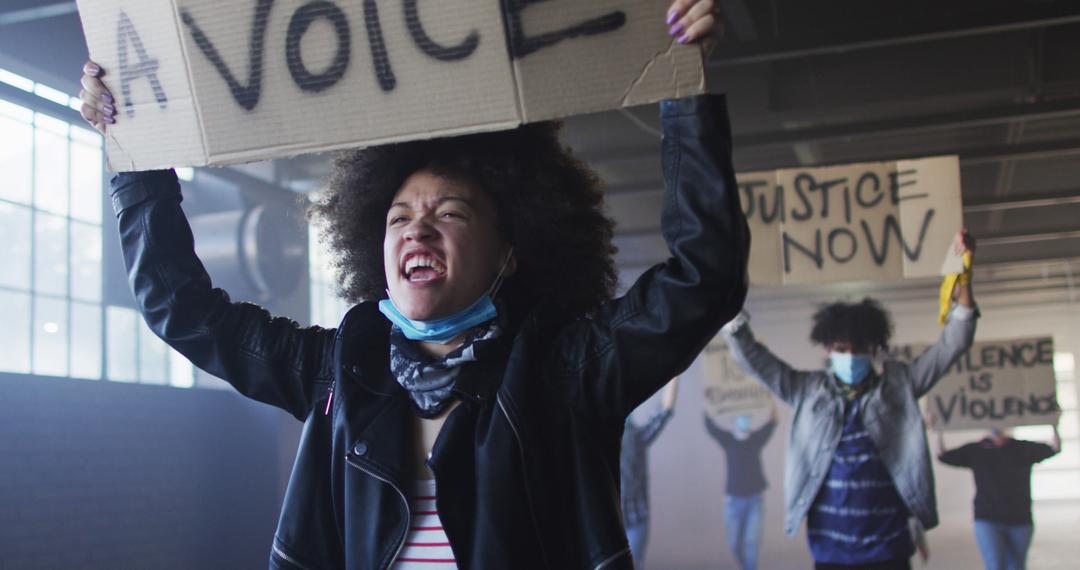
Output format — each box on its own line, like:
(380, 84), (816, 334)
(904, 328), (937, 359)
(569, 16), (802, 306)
(82, 63), (336, 421)
(909, 231), (979, 398)
(704, 413), (733, 446)
(722, 315), (814, 406)
(112, 170), (335, 419)
(556, 94), (750, 420)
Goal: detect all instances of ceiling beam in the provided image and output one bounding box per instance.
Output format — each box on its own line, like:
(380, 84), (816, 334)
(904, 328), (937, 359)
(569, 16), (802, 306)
(964, 192), (1080, 213)
(708, 12), (1080, 67)
(979, 230), (1080, 247)
(0, 2), (76, 26)
(735, 96), (1080, 148)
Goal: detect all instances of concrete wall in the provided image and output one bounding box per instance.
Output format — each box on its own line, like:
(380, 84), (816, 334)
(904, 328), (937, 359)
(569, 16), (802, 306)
(0, 372), (289, 570)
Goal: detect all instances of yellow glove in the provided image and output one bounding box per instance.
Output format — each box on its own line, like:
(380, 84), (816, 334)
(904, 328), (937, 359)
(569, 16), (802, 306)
(938, 251), (972, 325)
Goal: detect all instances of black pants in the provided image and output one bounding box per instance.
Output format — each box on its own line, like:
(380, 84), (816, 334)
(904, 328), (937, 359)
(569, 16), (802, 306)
(815, 558), (911, 570)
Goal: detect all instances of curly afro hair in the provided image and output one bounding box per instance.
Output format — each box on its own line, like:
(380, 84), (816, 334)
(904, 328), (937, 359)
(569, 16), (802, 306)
(809, 298), (894, 353)
(307, 122), (617, 321)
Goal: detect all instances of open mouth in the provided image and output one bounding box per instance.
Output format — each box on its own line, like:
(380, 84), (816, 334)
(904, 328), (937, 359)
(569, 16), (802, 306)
(402, 254), (447, 283)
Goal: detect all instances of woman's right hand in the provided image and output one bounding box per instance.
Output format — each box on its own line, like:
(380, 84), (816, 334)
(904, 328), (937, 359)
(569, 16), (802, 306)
(78, 60), (117, 135)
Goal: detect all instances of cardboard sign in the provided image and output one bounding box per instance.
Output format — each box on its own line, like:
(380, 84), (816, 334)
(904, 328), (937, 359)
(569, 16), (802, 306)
(737, 155), (963, 285)
(75, 0), (705, 170)
(702, 338), (772, 419)
(892, 338), (1061, 430)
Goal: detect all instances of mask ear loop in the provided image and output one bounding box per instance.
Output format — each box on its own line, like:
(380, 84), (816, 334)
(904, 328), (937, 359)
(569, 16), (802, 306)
(487, 247), (515, 298)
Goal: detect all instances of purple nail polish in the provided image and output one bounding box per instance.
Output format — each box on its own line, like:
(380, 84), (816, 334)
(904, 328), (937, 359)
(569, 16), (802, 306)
(666, 11), (679, 25)
(103, 104), (115, 115)
(678, 32), (690, 44)
(669, 22), (684, 37)
(104, 116), (115, 124)
(103, 93), (114, 103)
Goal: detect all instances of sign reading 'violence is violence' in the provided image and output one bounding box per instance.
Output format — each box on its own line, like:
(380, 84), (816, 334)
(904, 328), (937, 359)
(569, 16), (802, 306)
(895, 338), (1061, 431)
(75, 0), (704, 170)
(737, 156), (963, 285)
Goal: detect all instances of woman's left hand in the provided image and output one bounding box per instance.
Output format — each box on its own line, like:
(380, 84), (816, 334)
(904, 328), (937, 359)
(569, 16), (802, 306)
(666, 0), (725, 44)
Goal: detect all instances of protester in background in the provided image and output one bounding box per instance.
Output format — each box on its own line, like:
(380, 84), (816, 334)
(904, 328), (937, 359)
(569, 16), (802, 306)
(704, 401), (778, 570)
(721, 230), (977, 570)
(621, 378), (680, 567)
(935, 422), (1062, 570)
(77, 3), (741, 567)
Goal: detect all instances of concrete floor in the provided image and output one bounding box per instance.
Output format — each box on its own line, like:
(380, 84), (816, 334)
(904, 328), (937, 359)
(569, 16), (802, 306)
(921, 500), (1080, 570)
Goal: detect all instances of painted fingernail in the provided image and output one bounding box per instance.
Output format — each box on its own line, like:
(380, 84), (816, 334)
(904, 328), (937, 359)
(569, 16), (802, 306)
(103, 104), (115, 115)
(666, 10), (680, 25)
(678, 32), (691, 44)
(669, 22), (685, 37)
(102, 92), (114, 103)
(88, 64), (100, 75)
(104, 116), (115, 124)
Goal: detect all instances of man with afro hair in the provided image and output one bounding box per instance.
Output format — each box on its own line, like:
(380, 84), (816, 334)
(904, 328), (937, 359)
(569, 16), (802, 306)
(721, 231), (978, 570)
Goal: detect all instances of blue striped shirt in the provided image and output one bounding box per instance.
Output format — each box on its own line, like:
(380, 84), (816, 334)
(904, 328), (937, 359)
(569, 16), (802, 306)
(807, 402), (914, 564)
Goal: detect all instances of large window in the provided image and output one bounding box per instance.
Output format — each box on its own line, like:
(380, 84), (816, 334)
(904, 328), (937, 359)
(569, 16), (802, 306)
(0, 68), (192, 387)
(0, 96), (103, 379)
(308, 224), (350, 328)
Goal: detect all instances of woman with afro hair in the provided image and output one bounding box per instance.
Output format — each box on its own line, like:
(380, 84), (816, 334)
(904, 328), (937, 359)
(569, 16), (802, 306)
(720, 233), (979, 570)
(79, 2), (745, 568)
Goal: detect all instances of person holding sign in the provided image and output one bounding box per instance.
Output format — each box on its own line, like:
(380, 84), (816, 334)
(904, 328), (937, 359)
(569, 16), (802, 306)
(934, 422), (1062, 570)
(621, 378), (679, 568)
(720, 231), (978, 570)
(703, 402), (778, 570)
(78, 3), (743, 568)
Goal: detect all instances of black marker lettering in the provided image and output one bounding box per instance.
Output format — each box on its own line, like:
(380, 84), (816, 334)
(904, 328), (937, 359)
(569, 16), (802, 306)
(181, 0), (273, 111)
(855, 172), (884, 209)
(760, 185), (785, 224)
(117, 11), (168, 117)
(827, 227), (858, 263)
(782, 230), (823, 273)
(404, 0), (479, 61)
(861, 210), (935, 265)
(503, 0), (626, 59)
(739, 181), (764, 219)
(890, 169), (927, 203)
(791, 174), (814, 221)
(363, 0), (397, 91)
(286, 1), (351, 93)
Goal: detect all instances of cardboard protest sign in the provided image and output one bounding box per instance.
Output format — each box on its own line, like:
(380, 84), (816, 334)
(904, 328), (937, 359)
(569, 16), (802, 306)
(737, 155), (963, 285)
(892, 338), (1061, 430)
(702, 338), (772, 419)
(75, 0), (704, 170)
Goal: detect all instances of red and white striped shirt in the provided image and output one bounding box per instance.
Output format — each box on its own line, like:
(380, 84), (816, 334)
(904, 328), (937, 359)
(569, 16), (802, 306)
(394, 479), (457, 569)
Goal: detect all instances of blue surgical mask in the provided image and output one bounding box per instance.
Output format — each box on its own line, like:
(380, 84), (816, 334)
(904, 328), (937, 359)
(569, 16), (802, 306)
(830, 352), (873, 385)
(378, 248), (513, 344)
(379, 294), (497, 344)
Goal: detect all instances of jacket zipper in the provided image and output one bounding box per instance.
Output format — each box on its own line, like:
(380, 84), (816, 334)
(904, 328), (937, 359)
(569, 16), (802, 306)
(593, 547), (630, 570)
(496, 394), (551, 569)
(271, 543), (315, 570)
(346, 456), (411, 570)
(324, 379), (335, 415)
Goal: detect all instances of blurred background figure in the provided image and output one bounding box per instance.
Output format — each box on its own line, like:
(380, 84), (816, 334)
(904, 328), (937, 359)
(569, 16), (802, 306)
(705, 401), (778, 570)
(936, 422), (1062, 570)
(622, 377), (679, 568)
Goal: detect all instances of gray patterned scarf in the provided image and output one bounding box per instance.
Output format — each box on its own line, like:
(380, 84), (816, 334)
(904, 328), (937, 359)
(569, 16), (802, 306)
(388, 319), (503, 418)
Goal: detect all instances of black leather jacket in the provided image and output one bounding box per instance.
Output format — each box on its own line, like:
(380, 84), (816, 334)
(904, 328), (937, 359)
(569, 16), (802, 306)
(111, 94), (749, 570)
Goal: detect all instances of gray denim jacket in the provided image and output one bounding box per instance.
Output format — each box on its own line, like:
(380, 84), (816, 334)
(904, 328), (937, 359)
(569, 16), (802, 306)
(722, 305), (977, 535)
